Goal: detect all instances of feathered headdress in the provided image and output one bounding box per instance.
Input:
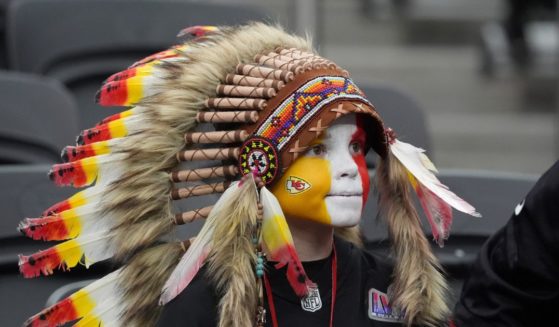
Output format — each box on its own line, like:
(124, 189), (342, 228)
(18, 23), (479, 327)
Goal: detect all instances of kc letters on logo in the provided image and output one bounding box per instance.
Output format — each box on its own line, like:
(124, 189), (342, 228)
(286, 176), (311, 194)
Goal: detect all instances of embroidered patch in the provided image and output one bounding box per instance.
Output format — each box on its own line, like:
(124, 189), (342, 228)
(301, 286), (322, 312)
(368, 288), (404, 323)
(239, 137), (279, 185)
(286, 176), (311, 194)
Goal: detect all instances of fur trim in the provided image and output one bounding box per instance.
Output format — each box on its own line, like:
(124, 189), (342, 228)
(119, 242), (187, 326)
(377, 152), (449, 326)
(206, 178), (259, 327)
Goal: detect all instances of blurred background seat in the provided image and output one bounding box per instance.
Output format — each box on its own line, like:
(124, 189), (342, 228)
(0, 164), (112, 327)
(360, 168), (537, 304)
(6, 0), (269, 130)
(0, 71), (79, 164)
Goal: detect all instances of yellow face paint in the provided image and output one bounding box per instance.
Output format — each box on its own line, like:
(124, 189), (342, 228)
(271, 155), (332, 225)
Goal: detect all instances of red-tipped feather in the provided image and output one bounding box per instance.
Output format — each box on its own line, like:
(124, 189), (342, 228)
(414, 181), (453, 246)
(95, 80), (128, 106)
(104, 67), (139, 84)
(19, 216), (70, 241)
(23, 297), (79, 327)
(19, 248), (64, 278)
(49, 161), (89, 187)
(62, 145), (96, 162)
(43, 199), (72, 216)
(77, 124), (113, 145)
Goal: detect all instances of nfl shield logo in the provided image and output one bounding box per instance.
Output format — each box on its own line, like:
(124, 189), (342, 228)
(300, 286), (322, 312)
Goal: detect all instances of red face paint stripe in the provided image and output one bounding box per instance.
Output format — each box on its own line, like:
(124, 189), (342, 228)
(353, 115), (370, 206)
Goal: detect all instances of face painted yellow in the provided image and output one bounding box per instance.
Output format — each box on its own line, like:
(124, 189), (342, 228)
(271, 149), (332, 225)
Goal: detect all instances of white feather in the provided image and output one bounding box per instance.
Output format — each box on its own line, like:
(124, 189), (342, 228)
(390, 139), (481, 217)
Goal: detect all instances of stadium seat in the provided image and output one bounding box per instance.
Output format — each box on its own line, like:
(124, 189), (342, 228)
(6, 0), (270, 130)
(0, 71), (79, 163)
(357, 84), (432, 167)
(0, 164), (113, 326)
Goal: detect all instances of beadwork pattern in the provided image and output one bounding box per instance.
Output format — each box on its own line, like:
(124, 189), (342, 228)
(256, 76), (371, 150)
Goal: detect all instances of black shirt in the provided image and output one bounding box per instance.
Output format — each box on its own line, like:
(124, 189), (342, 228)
(453, 161), (559, 326)
(157, 237), (407, 326)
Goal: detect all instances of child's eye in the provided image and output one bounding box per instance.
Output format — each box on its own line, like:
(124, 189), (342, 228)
(349, 141), (363, 154)
(309, 144), (326, 156)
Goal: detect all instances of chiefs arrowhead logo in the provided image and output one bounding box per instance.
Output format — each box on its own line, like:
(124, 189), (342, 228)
(286, 176), (311, 194)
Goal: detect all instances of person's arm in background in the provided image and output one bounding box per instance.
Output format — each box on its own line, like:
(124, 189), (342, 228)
(453, 161), (559, 327)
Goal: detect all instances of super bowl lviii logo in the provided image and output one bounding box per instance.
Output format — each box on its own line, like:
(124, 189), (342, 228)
(286, 176), (311, 194)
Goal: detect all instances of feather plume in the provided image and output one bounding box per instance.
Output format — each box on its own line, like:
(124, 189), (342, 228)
(76, 115), (144, 146)
(43, 184), (106, 216)
(96, 108), (135, 126)
(160, 181), (241, 305)
(23, 269), (122, 327)
(260, 187), (315, 297)
(62, 140), (113, 162)
(19, 231), (114, 278)
(48, 153), (126, 187)
(390, 139), (480, 217)
(19, 202), (114, 241)
(95, 74), (162, 107)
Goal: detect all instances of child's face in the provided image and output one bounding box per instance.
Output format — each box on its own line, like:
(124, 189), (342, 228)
(272, 113), (370, 227)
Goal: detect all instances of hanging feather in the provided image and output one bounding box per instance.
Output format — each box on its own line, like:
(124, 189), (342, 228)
(389, 139), (480, 246)
(42, 184), (105, 216)
(23, 269), (122, 327)
(260, 187), (315, 297)
(19, 231), (115, 278)
(160, 180), (240, 305)
(48, 153), (126, 188)
(95, 73), (162, 107)
(19, 202), (114, 241)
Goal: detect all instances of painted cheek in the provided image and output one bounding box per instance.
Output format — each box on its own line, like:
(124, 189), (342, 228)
(271, 155), (332, 224)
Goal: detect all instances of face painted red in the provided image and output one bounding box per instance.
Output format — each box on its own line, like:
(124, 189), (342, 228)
(354, 115), (370, 207)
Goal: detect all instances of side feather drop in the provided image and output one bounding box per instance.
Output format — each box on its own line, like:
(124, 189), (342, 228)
(260, 187), (315, 297)
(389, 139), (481, 246)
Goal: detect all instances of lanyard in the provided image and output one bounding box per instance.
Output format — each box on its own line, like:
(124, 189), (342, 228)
(263, 246), (338, 327)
